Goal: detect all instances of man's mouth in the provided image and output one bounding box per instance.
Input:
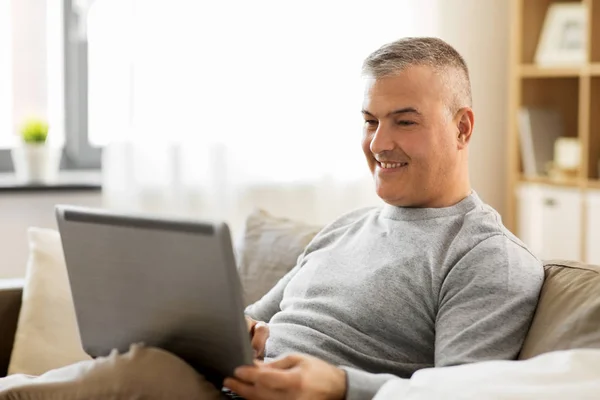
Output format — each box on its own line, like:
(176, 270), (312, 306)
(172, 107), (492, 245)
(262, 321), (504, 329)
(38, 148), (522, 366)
(377, 161), (409, 169)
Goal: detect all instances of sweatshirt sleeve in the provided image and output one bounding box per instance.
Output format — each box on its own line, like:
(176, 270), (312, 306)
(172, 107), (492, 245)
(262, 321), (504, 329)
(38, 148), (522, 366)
(244, 258), (302, 322)
(435, 234), (544, 367)
(341, 367), (404, 400)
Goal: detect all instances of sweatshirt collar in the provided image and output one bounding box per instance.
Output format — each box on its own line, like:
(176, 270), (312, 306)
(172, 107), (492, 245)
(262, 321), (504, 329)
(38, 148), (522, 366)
(380, 191), (482, 221)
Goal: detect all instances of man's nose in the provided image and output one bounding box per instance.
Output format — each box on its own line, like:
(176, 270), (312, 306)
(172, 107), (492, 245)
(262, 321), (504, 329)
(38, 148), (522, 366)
(370, 124), (395, 154)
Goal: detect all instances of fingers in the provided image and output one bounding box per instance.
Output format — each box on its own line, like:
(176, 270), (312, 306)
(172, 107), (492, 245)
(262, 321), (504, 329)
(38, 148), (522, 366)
(233, 354), (304, 383)
(264, 354), (303, 370)
(223, 378), (285, 400)
(246, 316), (257, 334)
(253, 368), (301, 390)
(251, 322), (270, 358)
(233, 365), (260, 384)
(232, 364), (300, 391)
(226, 354), (344, 400)
(223, 378), (258, 399)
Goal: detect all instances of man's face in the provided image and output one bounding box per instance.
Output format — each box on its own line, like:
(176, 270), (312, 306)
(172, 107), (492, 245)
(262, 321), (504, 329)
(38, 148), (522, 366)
(361, 66), (465, 207)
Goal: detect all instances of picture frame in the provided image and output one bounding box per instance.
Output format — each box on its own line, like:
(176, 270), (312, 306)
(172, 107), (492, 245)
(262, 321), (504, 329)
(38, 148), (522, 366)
(535, 3), (587, 66)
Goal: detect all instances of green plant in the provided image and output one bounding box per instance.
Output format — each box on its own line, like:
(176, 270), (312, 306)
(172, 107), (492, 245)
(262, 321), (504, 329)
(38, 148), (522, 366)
(20, 118), (49, 144)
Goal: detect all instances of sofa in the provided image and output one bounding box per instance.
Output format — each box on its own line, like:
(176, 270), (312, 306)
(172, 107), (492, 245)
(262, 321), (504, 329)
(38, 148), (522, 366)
(0, 281), (21, 377)
(0, 210), (599, 387)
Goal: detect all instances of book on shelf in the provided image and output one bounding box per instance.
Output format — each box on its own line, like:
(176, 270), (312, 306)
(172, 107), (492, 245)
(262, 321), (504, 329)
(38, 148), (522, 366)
(517, 107), (564, 178)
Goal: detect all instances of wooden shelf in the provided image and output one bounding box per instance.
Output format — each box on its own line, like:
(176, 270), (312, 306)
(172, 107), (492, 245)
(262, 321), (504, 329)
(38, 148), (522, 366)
(509, 0), (600, 263)
(519, 175), (582, 188)
(519, 63), (600, 78)
(519, 64), (583, 77)
(518, 177), (600, 190)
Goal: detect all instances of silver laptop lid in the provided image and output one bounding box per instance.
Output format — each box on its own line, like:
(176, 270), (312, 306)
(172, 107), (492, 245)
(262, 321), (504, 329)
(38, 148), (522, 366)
(55, 205), (252, 384)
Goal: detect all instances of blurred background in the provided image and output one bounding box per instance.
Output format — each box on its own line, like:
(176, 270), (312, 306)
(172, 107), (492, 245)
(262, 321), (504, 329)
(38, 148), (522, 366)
(0, 0), (515, 277)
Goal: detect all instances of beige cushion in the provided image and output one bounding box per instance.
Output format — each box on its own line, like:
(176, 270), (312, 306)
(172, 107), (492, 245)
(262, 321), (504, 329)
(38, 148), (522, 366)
(519, 260), (600, 360)
(236, 209), (322, 306)
(8, 228), (91, 376)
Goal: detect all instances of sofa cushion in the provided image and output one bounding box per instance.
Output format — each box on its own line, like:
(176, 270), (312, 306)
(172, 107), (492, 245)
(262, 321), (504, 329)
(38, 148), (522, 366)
(8, 228), (91, 376)
(236, 209), (322, 306)
(519, 260), (600, 359)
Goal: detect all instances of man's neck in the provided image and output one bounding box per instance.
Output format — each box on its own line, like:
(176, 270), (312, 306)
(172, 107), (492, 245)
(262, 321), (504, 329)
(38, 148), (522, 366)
(431, 164), (472, 208)
(423, 181), (472, 209)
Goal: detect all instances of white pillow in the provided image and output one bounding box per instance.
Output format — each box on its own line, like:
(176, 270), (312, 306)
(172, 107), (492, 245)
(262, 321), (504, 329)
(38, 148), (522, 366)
(8, 228), (91, 376)
(373, 349), (600, 400)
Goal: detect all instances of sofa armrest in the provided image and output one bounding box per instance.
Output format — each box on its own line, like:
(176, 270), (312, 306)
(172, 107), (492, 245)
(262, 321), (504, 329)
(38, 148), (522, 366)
(0, 279), (24, 377)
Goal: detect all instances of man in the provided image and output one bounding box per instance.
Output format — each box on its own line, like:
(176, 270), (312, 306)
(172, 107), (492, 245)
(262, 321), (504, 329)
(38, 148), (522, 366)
(0, 37), (543, 400)
(222, 37), (543, 400)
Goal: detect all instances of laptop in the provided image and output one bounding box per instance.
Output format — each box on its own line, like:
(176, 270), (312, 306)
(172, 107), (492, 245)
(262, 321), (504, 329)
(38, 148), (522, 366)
(55, 204), (253, 386)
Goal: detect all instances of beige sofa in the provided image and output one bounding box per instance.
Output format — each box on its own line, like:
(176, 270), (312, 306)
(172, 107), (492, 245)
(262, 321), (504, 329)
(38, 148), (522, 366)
(0, 212), (599, 380)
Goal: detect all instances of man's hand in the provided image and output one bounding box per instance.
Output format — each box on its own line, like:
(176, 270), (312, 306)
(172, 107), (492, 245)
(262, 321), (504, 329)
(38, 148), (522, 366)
(223, 353), (347, 400)
(246, 316), (269, 359)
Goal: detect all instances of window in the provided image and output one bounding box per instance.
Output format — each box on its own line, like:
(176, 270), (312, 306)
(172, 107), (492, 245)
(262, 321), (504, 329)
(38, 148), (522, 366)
(0, 0), (100, 173)
(2, 0), (437, 175)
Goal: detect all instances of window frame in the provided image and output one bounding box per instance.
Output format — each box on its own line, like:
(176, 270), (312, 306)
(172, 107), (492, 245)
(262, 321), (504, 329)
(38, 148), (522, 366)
(62, 0), (101, 169)
(0, 152), (11, 171)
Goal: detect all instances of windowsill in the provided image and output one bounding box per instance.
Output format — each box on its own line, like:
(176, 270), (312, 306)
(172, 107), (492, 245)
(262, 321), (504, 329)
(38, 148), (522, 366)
(0, 170), (102, 192)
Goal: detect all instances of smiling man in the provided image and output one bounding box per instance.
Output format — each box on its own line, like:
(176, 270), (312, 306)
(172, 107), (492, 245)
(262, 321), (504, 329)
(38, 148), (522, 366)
(0, 38), (543, 400)
(224, 37), (544, 399)
(360, 66), (471, 208)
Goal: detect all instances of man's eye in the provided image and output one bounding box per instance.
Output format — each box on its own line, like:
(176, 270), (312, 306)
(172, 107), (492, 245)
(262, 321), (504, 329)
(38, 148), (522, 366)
(397, 120), (416, 126)
(364, 120), (378, 126)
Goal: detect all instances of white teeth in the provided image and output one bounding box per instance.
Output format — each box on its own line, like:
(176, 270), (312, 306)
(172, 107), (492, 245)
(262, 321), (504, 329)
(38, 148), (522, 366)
(380, 162), (407, 169)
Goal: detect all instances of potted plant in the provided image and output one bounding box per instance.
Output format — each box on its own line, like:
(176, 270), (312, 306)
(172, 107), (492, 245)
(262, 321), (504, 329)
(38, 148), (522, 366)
(11, 118), (62, 183)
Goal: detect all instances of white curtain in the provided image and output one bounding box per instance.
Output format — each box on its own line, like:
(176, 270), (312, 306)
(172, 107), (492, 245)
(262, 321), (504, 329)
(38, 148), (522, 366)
(0, 0), (11, 147)
(89, 0), (438, 235)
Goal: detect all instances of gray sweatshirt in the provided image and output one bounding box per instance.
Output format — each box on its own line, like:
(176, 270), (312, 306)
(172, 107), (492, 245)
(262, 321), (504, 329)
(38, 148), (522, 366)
(245, 192), (543, 400)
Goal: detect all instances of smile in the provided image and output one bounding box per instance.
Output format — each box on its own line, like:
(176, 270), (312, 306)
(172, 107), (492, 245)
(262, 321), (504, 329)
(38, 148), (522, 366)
(377, 161), (408, 169)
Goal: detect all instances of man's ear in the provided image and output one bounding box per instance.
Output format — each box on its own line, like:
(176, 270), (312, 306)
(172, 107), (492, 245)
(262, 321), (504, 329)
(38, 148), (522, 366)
(455, 107), (474, 149)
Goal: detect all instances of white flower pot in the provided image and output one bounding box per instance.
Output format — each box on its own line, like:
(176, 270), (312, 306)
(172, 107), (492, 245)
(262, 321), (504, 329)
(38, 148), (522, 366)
(10, 144), (63, 184)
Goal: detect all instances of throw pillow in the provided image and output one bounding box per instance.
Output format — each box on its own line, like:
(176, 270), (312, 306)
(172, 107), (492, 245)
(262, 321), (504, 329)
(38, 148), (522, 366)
(8, 228), (91, 376)
(236, 209), (322, 306)
(519, 260), (600, 359)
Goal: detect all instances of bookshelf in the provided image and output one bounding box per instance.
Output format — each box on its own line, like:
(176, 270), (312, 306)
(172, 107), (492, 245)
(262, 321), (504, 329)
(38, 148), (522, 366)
(507, 0), (600, 262)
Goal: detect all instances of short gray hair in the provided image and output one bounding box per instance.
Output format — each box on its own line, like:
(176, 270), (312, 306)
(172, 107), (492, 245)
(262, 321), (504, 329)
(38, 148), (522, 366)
(362, 37), (472, 111)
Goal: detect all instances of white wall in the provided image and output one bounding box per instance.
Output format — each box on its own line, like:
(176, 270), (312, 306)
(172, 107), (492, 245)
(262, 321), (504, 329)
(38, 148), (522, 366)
(436, 0), (510, 216)
(0, 192), (102, 278)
